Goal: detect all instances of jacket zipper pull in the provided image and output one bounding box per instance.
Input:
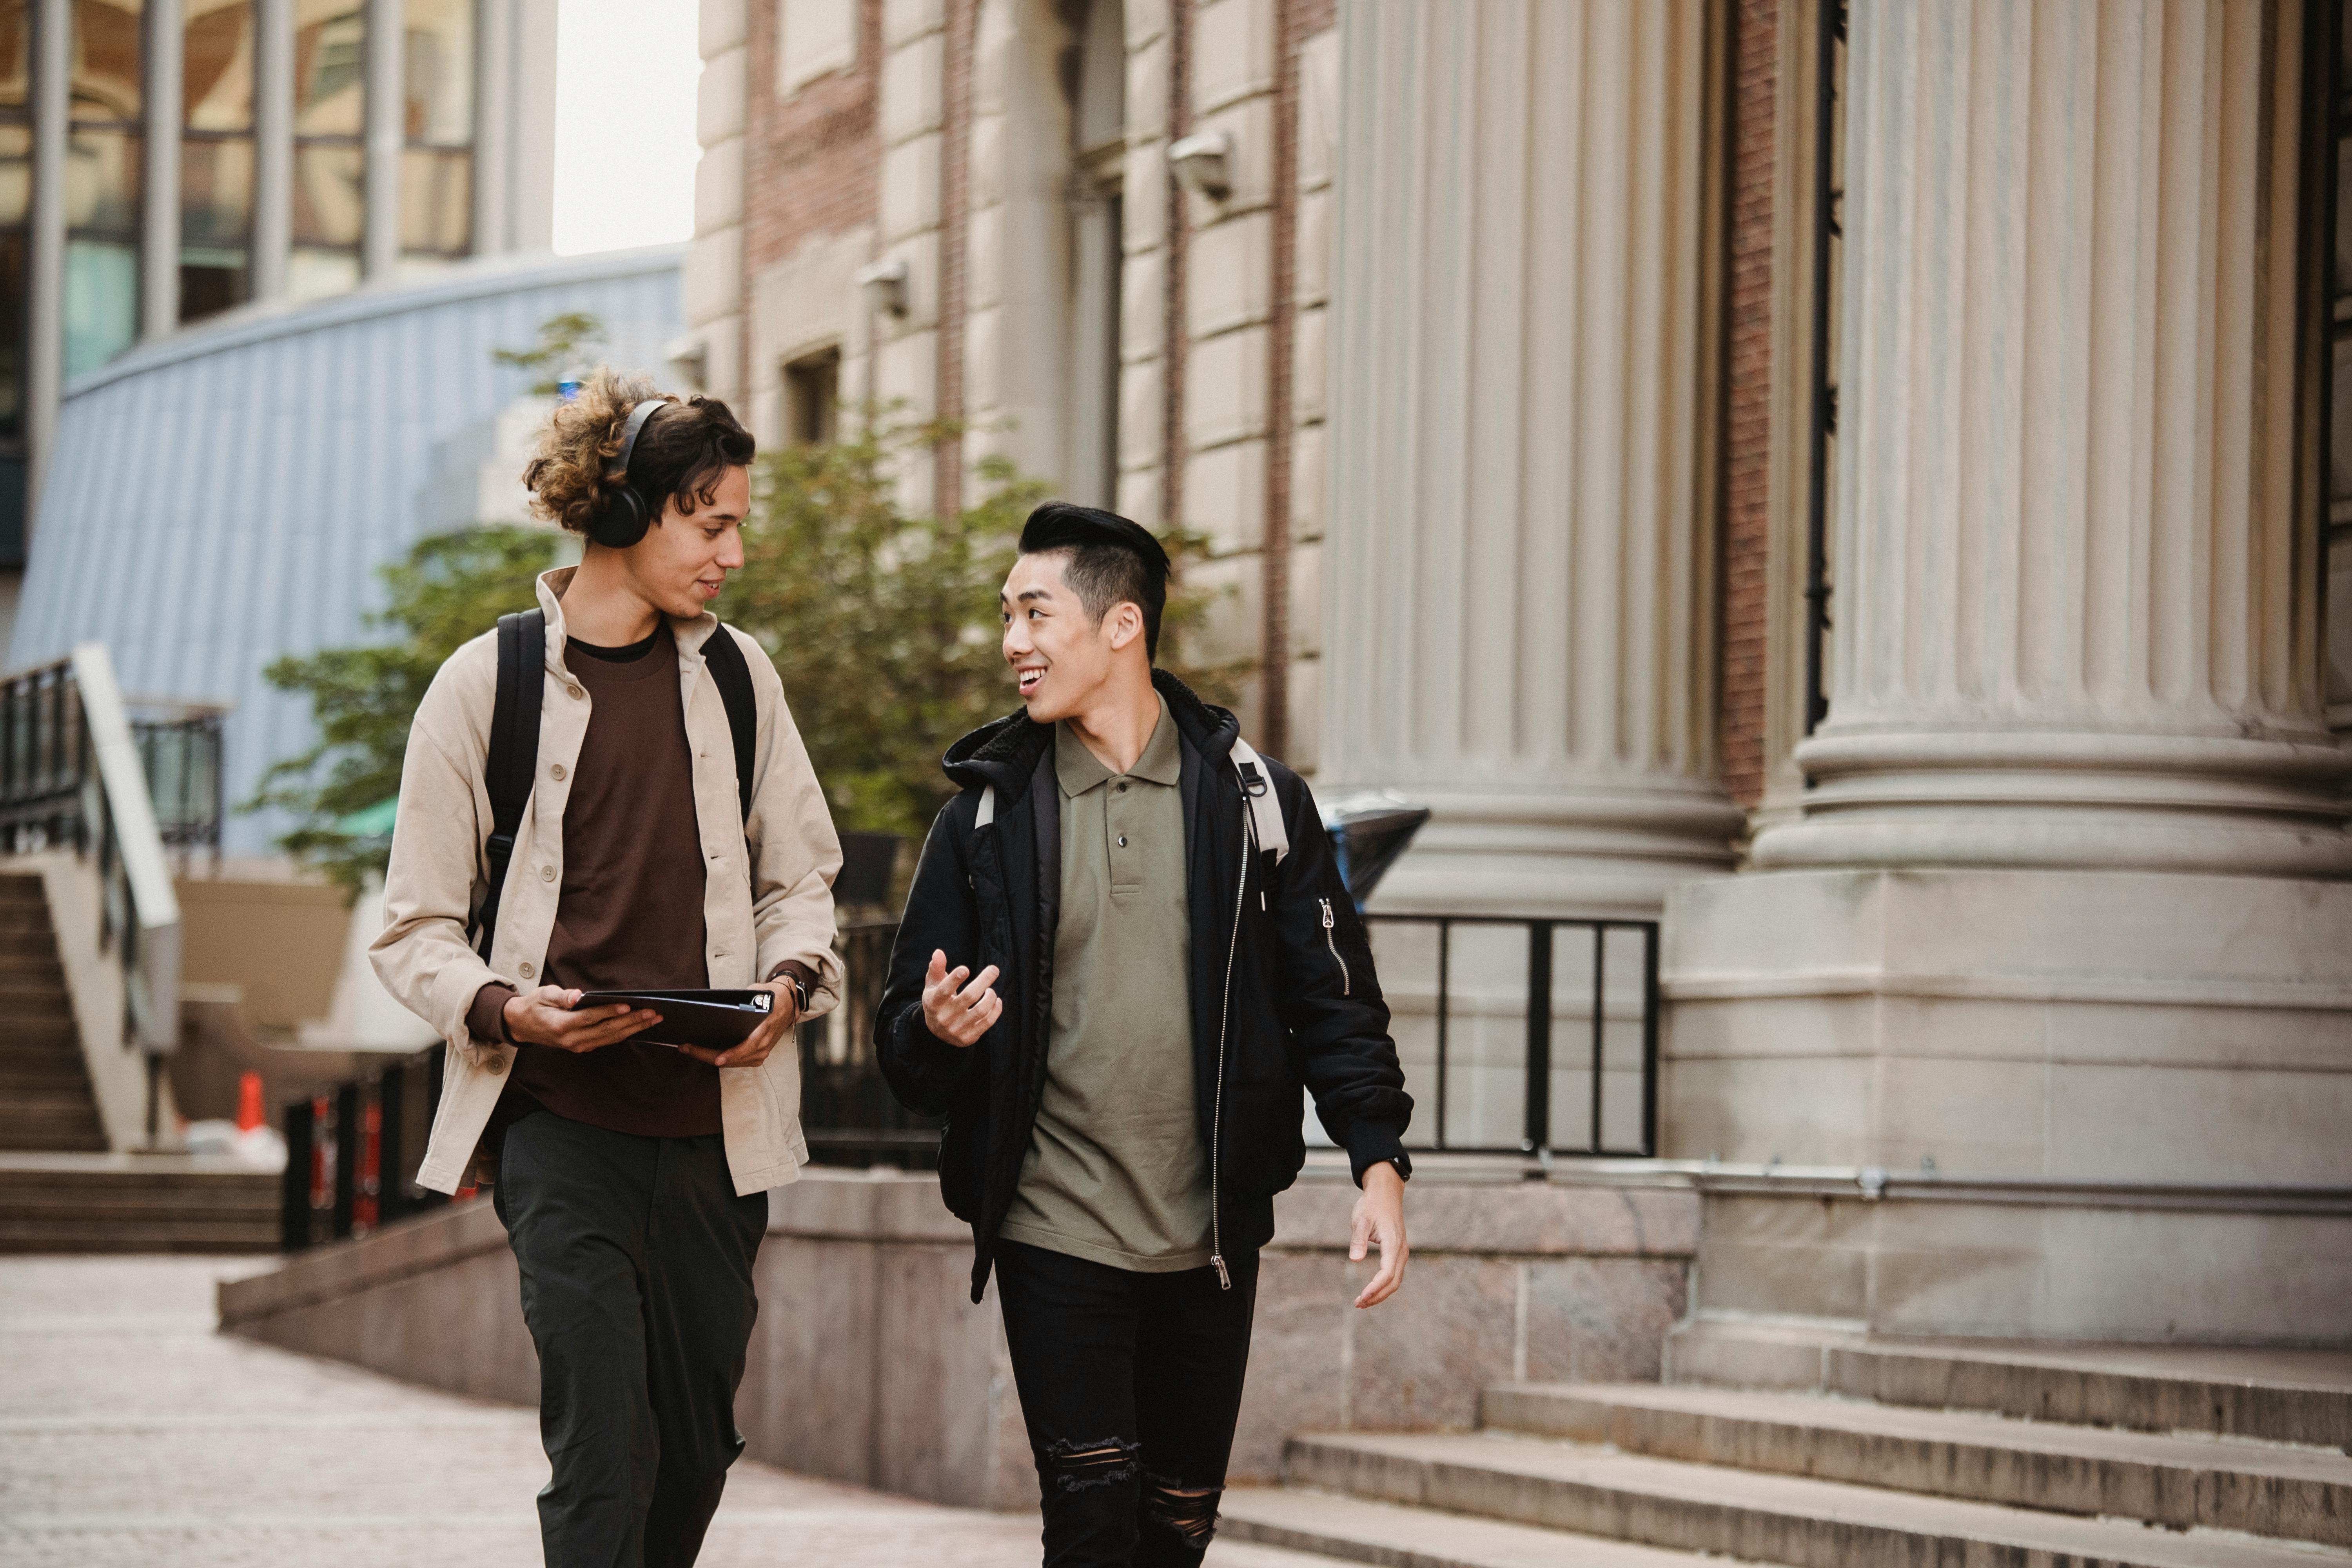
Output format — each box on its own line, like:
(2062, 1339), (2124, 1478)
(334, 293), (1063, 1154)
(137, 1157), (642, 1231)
(1211, 1253), (1231, 1290)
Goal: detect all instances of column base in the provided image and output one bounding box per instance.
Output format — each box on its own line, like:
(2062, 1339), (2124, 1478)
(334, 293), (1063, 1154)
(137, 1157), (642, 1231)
(1356, 781), (1746, 919)
(1750, 730), (2352, 877)
(1661, 866), (2352, 1340)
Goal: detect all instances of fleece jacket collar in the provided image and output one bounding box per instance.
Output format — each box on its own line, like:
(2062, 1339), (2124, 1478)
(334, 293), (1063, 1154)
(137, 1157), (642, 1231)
(942, 670), (1241, 808)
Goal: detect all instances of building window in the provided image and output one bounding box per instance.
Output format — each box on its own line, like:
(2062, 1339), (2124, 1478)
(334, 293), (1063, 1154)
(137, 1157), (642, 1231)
(1064, 0), (1122, 509)
(0, 0), (27, 564)
(1800, 0), (1845, 739)
(290, 0), (362, 300)
(399, 0), (470, 267)
(182, 0), (254, 323)
(67, 0), (144, 376)
(783, 347), (838, 447)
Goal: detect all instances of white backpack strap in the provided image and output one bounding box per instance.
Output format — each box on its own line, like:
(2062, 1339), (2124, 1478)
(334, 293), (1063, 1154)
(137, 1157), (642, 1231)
(976, 784), (997, 828)
(1228, 738), (1289, 864)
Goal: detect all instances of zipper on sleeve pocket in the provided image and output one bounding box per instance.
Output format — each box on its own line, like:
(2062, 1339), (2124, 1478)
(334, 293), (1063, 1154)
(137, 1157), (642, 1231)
(1320, 898), (1351, 996)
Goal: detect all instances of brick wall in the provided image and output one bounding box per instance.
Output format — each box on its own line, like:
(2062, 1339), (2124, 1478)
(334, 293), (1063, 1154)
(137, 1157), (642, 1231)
(1719, 0), (1777, 811)
(740, 0), (885, 357)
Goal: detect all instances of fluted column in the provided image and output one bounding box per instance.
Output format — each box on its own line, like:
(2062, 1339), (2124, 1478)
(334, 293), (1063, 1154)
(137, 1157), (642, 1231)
(1752, 0), (2352, 876)
(1320, 0), (1740, 916)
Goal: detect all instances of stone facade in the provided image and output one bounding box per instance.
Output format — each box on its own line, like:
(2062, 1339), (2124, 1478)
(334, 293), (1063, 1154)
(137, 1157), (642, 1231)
(691, 0), (2352, 1347)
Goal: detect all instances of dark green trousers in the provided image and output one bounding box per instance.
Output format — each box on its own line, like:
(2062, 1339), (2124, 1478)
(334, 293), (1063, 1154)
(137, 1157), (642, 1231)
(494, 1110), (768, 1568)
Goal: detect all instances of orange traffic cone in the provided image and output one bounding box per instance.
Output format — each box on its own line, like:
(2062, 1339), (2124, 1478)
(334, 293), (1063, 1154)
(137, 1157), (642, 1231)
(236, 1071), (266, 1133)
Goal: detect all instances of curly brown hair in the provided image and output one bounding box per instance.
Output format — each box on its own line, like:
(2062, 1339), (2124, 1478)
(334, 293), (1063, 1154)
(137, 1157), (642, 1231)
(521, 366), (756, 536)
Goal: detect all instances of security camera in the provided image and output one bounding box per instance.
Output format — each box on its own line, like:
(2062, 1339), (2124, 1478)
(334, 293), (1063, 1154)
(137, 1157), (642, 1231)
(854, 256), (911, 318)
(1168, 131), (1232, 201)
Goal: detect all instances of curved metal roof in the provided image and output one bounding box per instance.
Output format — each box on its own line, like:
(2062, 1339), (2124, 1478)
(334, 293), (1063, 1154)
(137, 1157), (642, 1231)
(10, 245), (685, 855)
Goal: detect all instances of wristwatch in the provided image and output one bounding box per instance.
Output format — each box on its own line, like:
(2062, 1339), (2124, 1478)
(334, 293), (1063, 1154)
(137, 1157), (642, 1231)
(771, 970), (809, 1016)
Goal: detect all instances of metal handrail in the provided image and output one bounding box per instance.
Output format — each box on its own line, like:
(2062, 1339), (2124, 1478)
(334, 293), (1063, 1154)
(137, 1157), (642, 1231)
(1363, 913), (1661, 1159)
(0, 647), (200, 1142)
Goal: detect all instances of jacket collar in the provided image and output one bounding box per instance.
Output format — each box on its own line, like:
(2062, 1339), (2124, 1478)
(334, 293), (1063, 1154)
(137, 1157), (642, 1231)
(532, 566), (722, 673)
(944, 670), (1240, 808)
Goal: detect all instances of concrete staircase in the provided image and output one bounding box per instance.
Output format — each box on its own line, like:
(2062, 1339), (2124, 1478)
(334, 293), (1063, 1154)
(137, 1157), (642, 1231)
(0, 872), (105, 1152)
(1222, 1324), (2352, 1568)
(0, 871), (277, 1252)
(0, 1154), (279, 1252)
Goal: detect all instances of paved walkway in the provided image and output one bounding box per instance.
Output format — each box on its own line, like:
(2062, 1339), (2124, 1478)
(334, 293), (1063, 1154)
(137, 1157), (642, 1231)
(0, 1256), (1325, 1567)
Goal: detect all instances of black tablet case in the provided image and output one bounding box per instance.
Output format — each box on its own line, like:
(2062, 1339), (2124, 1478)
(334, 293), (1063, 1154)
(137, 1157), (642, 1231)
(571, 989), (776, 1050)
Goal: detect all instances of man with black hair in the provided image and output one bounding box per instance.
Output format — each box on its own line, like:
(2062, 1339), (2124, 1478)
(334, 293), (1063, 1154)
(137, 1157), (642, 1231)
(878, 501), (1412, 1566)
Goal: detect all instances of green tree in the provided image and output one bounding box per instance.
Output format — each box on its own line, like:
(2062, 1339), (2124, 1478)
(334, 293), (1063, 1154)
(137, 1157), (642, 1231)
(491, 311), (606, 395)
(249, 526), (558, 897)
(719, 415), (1238, 843)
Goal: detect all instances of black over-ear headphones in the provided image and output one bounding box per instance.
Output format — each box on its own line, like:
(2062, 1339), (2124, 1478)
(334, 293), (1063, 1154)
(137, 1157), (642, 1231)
(589, 398), (672, 549)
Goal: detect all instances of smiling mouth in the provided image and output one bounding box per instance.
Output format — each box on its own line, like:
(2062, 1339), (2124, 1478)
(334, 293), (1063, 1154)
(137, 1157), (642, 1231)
(1017, 666), (1045, 696)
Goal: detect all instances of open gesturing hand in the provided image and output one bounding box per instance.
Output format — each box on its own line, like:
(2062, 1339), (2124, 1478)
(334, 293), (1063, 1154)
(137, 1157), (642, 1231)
(921, 949), (1002, 1047)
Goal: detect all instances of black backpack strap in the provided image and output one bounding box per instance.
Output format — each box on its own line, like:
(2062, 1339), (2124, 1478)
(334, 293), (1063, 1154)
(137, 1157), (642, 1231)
(473, 610), (545, 960)
(700, 621), (758, 829)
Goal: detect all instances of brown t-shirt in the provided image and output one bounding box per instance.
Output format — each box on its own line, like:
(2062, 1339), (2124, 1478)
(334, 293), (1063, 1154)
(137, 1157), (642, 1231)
(467, 626), (721, 1137)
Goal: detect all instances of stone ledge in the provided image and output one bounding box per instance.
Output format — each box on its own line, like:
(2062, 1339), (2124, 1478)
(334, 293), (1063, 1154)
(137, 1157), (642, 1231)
(218, 1198), (506, 1327)
(770, 1163), (1701, 1257)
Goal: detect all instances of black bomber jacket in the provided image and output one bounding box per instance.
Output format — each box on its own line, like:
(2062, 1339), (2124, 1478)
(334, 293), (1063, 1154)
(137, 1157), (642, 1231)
(875, 671), (1414, 1301)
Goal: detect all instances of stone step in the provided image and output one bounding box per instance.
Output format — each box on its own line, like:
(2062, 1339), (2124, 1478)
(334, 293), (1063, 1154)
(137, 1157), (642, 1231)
(0, 988), (75, 1018)
(1485, 1383), (2352, 1546)
(1667, 1321), (2352, 1450)
(0, 1024), (86, 1054)
(1221, 1486), (1791, 1568)
(1282, 1431), (2352, 1568)
(0, 1110), (109, 1152)
(0, 1162), (279, 1252)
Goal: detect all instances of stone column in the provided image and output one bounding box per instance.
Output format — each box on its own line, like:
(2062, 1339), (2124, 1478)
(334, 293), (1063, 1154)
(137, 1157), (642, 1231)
(140, 0), (182, 342)
(686, 0), (748, 400)
(362, 0), (404, 279)
(249, 0), (293, 302)
(1751, 0), (2352, 877)
(1319, 0), (1740, 916)
(1663, 2), (2352, 1344)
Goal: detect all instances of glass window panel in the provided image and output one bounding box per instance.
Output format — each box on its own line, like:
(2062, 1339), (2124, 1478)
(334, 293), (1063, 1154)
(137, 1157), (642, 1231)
(185, 0), (253, 131)
(64, 237), (136, 375)
(178, 253), (243, 321)
(292, 139), (361, 247)
(65, 124), (138, 235)
(0, 120), (27, 223)
(296, 1), (364, 136)
(0, 228), (23, 437)
(398, 144), (467, 255)
(181, 134), (250, 249)
(0, 454), (24, 567)
(2337, 140), (2352, 301)
(0, 1), (26, 113)
(1074, 0), (1122, 152)
(287, 243), (357, 301)
(404, 0), (471, 145)
(73, 0), (143, 123)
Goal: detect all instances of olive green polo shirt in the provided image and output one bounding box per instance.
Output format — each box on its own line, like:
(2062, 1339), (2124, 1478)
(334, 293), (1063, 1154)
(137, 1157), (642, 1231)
(997, 696), (1213, 1272)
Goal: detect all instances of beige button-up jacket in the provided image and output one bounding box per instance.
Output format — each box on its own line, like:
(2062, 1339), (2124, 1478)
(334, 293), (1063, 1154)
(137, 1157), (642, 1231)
(371, 569), (844, 1196)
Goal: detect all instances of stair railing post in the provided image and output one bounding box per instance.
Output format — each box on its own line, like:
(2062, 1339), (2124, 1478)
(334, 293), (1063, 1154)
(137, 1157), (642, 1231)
(281, 1098), (313, 1251)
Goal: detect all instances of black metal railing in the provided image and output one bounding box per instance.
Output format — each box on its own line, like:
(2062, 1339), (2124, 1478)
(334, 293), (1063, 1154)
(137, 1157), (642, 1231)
(0, 653), (209, 1139)
(1364, 914), (1659, 1159)
(131, 710), (225, 860)
(1, 662), (226, 862)
(797, 919), (941, 1167)
(0, 661), (87, 851)
(790, 911), (1663, 1165)
(278, 908), (1662, 1247)
(283, 1048), (449, 1251)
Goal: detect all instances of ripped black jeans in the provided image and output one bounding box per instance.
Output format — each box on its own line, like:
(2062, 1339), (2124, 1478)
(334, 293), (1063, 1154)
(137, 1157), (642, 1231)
(994, 1240), (1260, 1567)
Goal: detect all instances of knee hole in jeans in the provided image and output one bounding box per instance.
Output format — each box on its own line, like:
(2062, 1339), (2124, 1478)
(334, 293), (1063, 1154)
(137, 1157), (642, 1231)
(1141, 1475), (1221, 1551)
(1040, 1436), (1141, 1494)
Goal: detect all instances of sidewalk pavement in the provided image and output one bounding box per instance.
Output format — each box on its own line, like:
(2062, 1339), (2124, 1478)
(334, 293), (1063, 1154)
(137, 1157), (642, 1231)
(0, 1255), (1327, 1568)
